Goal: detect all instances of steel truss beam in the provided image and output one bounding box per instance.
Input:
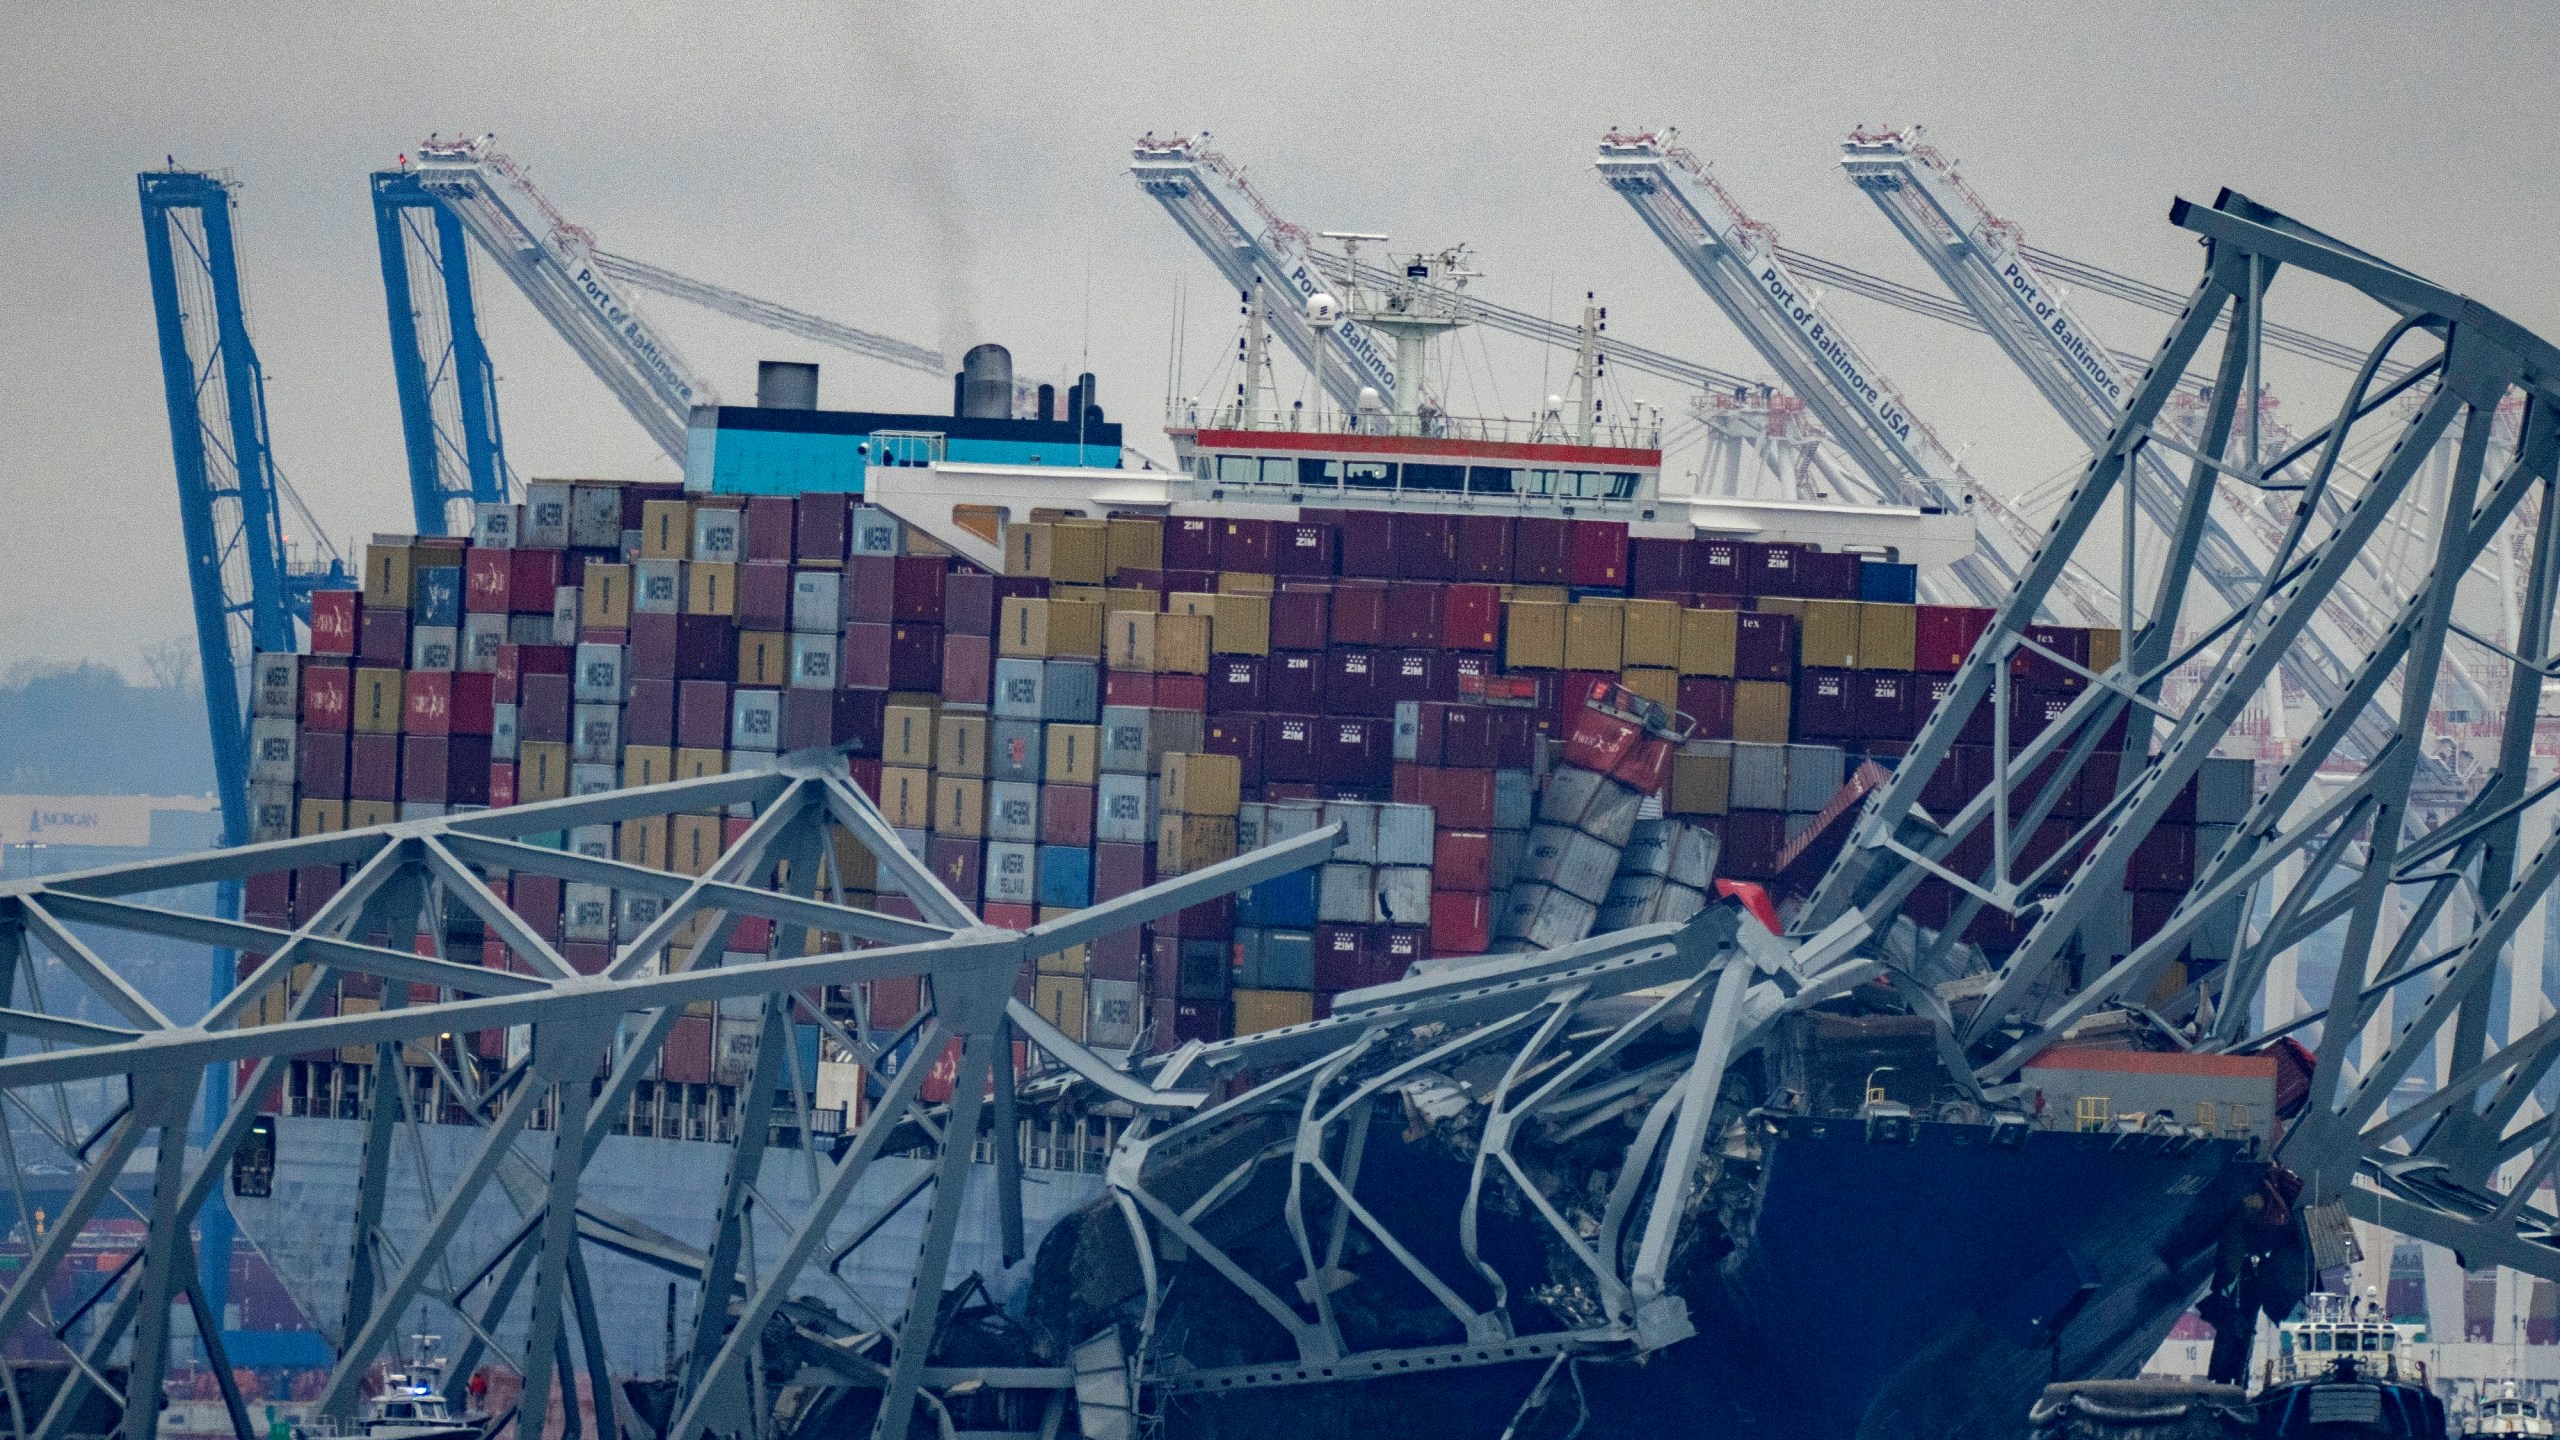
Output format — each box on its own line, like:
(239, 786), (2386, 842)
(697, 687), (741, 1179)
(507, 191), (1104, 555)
(1798, 188), (2560, 1277)
(0, 750), (1338, 1440)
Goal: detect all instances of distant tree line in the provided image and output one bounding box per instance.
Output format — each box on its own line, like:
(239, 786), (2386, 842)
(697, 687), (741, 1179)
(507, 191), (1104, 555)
(0, 659), (214, 796)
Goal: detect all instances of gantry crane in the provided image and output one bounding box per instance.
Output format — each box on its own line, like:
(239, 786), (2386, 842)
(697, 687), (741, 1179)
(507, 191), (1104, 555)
(373, 166), (512, 535)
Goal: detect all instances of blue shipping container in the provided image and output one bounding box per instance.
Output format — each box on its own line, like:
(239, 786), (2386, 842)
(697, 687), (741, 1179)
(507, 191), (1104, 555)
(1237, 868), (1320, 929)
(413, 566), (463, 627)
(1037, 844), (1093, 908)
(1857, 560), (1919, 604)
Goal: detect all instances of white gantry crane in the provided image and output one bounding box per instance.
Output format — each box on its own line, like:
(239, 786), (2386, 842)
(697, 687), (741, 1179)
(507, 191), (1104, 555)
(1836, 125), (2485, 762)
(1595, 128), (2089, 614)
(593, 250), (946, 378)
(409, 137), (718, 463)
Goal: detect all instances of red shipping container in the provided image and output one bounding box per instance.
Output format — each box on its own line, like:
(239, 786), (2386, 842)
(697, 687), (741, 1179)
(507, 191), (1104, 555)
(1323, 648), (1383, 715)
(2013, 624), (2091, 691)
(888, 623), (944, 690)
(738, 560), (792, 630)
(1453, 514), (1515, 582)
(944, 569), (997, 635)
(676, 680), (731, 749)
(745, 496), (795, 561)
(893, 556), (948, 622)
(841, 623), (893, 689)
(508, 549), (562, 614)
(1104, 670), (1157, 708)
(299, 728), (350, 798)
(518, 672), (571, 742)
(1564, 707), (1643, 772)
(1567, 519), (1629, 589)
(1208, 656), (1267, 714)
(627, 678), (676, 746)
(1274, 521), (1337, 577)
(1262, 714), (1319, 783)
(868, 976), (922, 1029)
(943, 633), (994, 706)
(310, 589), (359, 655)
(1270, 587), (1330, 651)
(358, 607), (410, 666)
(1094, 841), (1151, 902)
(1217, 516), (1275, 572)
(1678, 676), (1735, 739)
(1439, 584), (1501, 651)
(1611, 735), (1674, 795)
(625, 614), (678, 681)
(1433, 829), (1494, 892)
(846, 757), (884, 801)
(465, 549), (513, 613)
(1266, 652), (1322, 713)
(1165, 516), (1218, 570)
(796, 494), (850, 563)
(1155, 674), (1208, 711)
(1733, 612), (1797, 681)
(1512, 517), (1572, 583)
(1041, 785), (1097, 847)
(408, 670), (496, 737)
(664, 1016), (713, 1084)
(844, 555), (897, 624)
(1338, 512), (1400, 579)
(1330, 581), (1389, 645)
(244, 870), (292, 925)
(1411, 765), (1496, 829)
(1205, 717), (1262, 789)
(488, 762), (516, 808)
(1630, 536), (1692, 598)
(1430, 891), (1492, 954)
(302, 665), (352, 730)
(1796, 668), (1856, 741)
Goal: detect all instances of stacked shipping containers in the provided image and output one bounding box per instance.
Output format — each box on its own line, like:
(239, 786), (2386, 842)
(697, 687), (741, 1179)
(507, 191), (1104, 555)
(254, 486), (2242, 1052)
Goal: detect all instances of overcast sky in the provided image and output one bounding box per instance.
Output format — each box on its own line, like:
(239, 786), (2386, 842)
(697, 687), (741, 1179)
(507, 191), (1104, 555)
(5, 3), (2554, 677)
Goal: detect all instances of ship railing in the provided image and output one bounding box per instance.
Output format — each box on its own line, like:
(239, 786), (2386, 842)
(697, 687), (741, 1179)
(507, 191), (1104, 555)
(1169, 401), (1663, 452)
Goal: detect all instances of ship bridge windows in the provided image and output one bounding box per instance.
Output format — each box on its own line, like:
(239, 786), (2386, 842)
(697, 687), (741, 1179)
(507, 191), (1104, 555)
(1297, 458), (1341, 487)
(1468, 465), (1517, 495)
(1402, 462), (1465, 493)
(1521, 468), (1640, 501)
(1344, 460), (1396, 490)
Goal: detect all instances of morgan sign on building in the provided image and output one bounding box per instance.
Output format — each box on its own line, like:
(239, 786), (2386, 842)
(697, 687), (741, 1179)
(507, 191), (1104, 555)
(0, 795), (217, 848)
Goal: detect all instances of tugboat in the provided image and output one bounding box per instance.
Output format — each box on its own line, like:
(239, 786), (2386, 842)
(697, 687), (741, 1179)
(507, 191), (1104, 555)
(2253, 1293), (2446, 1438)
(2460, 1381), (2555, 1439)
(358, 1337), (480, 1440)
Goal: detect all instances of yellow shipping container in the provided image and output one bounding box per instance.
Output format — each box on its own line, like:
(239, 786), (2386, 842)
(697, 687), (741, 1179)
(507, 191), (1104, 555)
(622, 744), (673, 789)
(1046, 598), (1105, 658)
(1505, 600), (1567, 670)
(673, 747), (725, 782)
(932, 776), (985, 838)
(737, 632), (789, 687)
(363, 542), (414, 608)
(1799, 600), (1861, 669)
(1215, 571), (1275, 595)
(1046, 724), (1101, 785)
(1234, 989), (1315, 1035)
(683, 562), (736, 616)
(344, 799), (397, 829)
(639, 500), (693, 559)
(1050, 519), (1110, 584)
(1564, 599), (1626, 671)
(1679, 607), (1738, 677)
(1107, 517), (1164, 575)
(1622, 599), (1681, 669)
(1001, 521), (1046, 578)
(1103, 586), (1159, 616)
(829, 828), (881, 892)
(619, 815), (670, 870)
(880, 766), (934, 829)
(582, 563), (632, 630)
(1857, 603), (1919, 672)
(2088, 626), (2123, 676)
(517, 742), (571, 802)
(883, 704), (936, 767)
(668, 814), (723, 876)
(1033, 974), (1088, 1041)
(297, 799), (346, 837)
(1210, 593), (1271, 656)
(338, 995), (380, 1063)
(1732, 682), (1792, 744)
(1161, 752), (1242, 816)
(1620, 667), (1679, 716)
(354, 668), (405, 733)
(935, 712), (989, 778)
(1105, 609), (1163, 672)
(1669, 746), (1732, 816)
(1156, 814), (1239, 874)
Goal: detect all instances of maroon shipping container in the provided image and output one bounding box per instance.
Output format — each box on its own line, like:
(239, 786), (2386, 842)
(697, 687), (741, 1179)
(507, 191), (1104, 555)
(2128, 822), (2197, 892)
(1040, 785), (1096, 847)
(1204, 717), (1262, 789)
(1162, 568), (1217, 594)
(310, 590), (360, 655)
(1094, 842), (1151, 903)
(1410, 765), (1496, 829)
(745, 497), (794, 561)
(507, 549), (562, 614)
(1262, 714), (1319, 783)
(944, 569), (996, 635)
(1165, 516), (1218, 571)
(677, 680), (731, 749)
(358, 607), (411, 666)
(1162, 895), (1234, 938)
(1407, 514), (1462, 582)
(1453, 514), (1514, 583)
(1208, 656), (1266, 714)
(1274, 521), (1338, 577)
(892, 556), (948, 622)
(1317, 717), (1390, 786)
(1116, 567), (1166, 594)
(1382, 649), (1449, 707)
(1914, 605), (1991, 672)
(1339, 511), (1400, 578)
(1105, 670), (1156, 708)
(626, 614), (679, 680)
(1566, 519), (1629, 590)
(1721, 811), (1789, 879)
(301, 664), (352, 731)
(671, 616), (736, 682)
(1378, 582), (1439, 648)
(402, 735), (492, 804)
(1693, 538), (1744, 595)
(1796, 668), (1856, 741)
(518, 672), (571, 743)
(1733, 612), (1797, 681)
(781, 689), (885, 753)
(796, 494), (850, 563)
(1265, 652), (1321, 713)
(1323, 648), (1383, 715)
(626, 678), (676, 746)
(2013, 624), (2091, 690)
(943, 633), (994, 707)
(1630, 536), (1692, 598)
(244, 870), (292, 926)
(664, 1016), (713, 1084)
(840, 623), (892, 690)
(1330, 581), (1389, 645)
(1678, 677), (1735, 739)
(923, 836), (982, 901)
(738, 560), (792, 630)
(1440, 584), (1502, 652)
(1156, 674), (1208, 712)
(1512, 516), (1571, 584)
(348, 733), (400, 801)
(1088, 927), (1144, 981)
(1216, 516), (1275, 573)
(298, 728), (350, 798)
(888, 623), (944, 690)
(1737, 541), (1802, 598)
(843, 555), (898, 625)
(1853, 671), (1919, 741)
(1270, 588), (1330, 651)
(1442, 705), (1501, 769)
(1795, 550), (1862, 601)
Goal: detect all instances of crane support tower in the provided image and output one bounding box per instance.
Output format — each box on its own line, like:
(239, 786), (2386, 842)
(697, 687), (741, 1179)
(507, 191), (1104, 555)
(372, 167), (512, 536)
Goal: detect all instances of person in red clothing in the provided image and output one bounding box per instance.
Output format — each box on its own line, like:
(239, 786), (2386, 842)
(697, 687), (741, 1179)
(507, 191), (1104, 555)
(467, 1370), (489, 1413)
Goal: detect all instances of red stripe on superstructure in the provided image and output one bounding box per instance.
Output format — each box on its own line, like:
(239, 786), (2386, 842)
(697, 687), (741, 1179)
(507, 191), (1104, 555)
(2023, 1046), (2278, 1079)
(1187, 428), (1661, 468)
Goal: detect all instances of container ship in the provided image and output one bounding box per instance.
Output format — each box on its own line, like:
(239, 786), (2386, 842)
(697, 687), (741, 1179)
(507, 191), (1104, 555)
(217, 260), (2286, 1438)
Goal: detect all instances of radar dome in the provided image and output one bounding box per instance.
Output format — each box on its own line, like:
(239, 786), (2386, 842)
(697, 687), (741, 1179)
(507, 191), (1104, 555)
(1304, 293), (1342, 329)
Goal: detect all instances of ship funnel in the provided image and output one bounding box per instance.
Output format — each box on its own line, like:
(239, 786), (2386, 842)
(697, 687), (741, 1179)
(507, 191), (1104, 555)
(755, 361), (818, 410)
(959, 344), (1014, 419)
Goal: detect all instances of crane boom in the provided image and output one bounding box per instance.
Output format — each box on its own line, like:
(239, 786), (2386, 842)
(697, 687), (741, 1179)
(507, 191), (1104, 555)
(1838, 125), (2453, 759)
(1131, 134), (1398, 410)
(406, 137), (716, 464)
(593, 251), (945, 377)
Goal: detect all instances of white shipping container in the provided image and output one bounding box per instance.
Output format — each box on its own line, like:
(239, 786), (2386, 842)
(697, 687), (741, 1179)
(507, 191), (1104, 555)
(791, 570), (842, 635)
(1317, 863), (1376, 924)
(410, 626), (460, 672)
(1669, 825), (1719, 889)
(713, 1017), (761, 1086)
(569, 762), (619, 797)
(568, 824), (614, 860)
(634, 559), (683, 614)
(522, 483), (572, 547)
(1087, 979), (1143, 1050)
(1096, 773), (1154, 844)
(250, 654), (298, 719)
(1321, 801), (1379, 864)
(1374, 804), (1435, 866)
(692, 506), (744, 564)
(790, 634), (837, 690)
(1371, 866), (1434, 926)
(552, 586), (582, 642)
(471, 501), (520, 550)
(248, 780), (294, 843)
(851, 508), (902, 556)
(1729, 743), (1790, 812)
(987, 781), (1042, 843)
(1496, 883), (1597, 950)
(1494, 769), (1536, 831)
(1784, 745), (1845, 811)
(489, 704), (519, 761)
(1098, 705), (1154, 774)
(572, 703), (622, 764)
(1263, 800), (1326, 843)
(562, 882), (614, 943)
(574, 642), (625, 704)
(461, 613), (507, 672)
(731, 689), (781, 751)
(993, 659), (1046, 719)
(569, 485), (622, 548)
(984, 841), (1039, 905)
(247, 717), (297, 785)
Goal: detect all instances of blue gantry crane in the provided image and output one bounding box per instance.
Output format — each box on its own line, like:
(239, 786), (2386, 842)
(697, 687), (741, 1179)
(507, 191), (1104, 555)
(372, 166), (512, 536)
